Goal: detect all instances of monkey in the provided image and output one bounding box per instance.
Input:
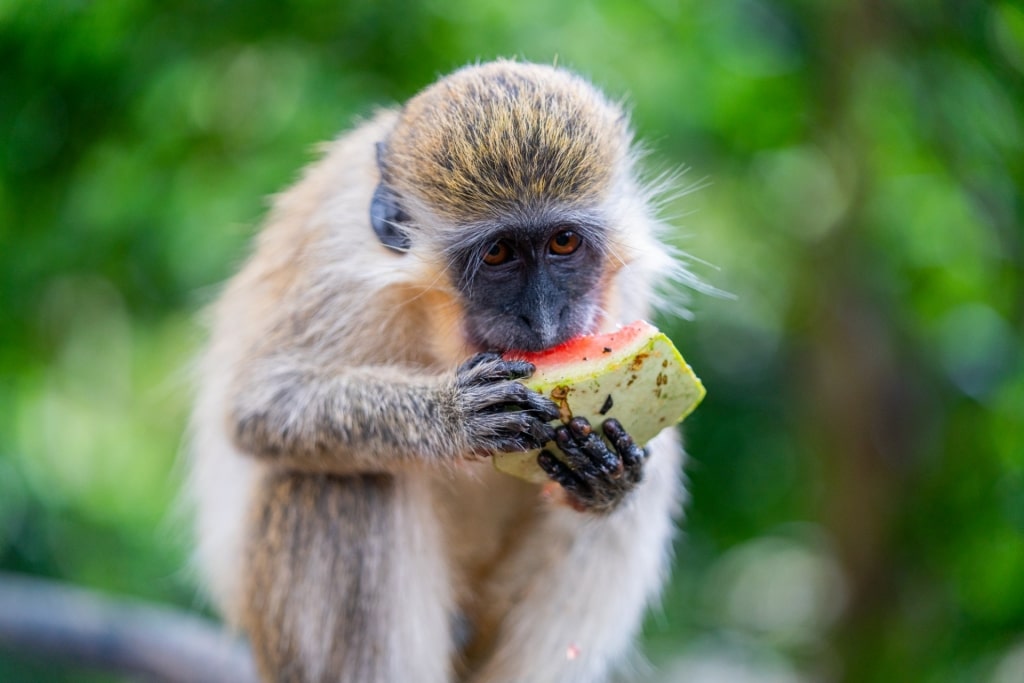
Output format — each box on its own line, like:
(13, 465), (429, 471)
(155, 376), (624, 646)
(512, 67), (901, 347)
(187, 59), (687, 683)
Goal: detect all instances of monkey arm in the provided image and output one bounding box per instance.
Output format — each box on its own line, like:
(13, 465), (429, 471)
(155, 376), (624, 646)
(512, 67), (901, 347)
(227, 352), (559, 473)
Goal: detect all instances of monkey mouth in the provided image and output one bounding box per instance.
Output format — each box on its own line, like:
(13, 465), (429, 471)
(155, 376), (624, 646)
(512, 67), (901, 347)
(464, 310), (601, 355)
(463, 326), (557, 355)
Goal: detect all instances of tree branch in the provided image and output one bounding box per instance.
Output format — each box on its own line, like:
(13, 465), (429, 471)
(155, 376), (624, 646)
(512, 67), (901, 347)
(0, 572), (258, 682)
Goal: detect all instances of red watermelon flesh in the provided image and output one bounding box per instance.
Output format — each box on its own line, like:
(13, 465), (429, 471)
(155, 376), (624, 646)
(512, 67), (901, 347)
(494, 320), (705, 483)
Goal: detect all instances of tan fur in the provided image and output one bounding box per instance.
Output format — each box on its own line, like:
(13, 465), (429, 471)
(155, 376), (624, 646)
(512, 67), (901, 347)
(188, 60), (685, 683)
(384, 61), (630, 223)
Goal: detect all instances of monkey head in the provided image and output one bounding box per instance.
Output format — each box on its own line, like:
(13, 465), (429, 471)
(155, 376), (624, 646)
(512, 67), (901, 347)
(371, 60), (644, 353)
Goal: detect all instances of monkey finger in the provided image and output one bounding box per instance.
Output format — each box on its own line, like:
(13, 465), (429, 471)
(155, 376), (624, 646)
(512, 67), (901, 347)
(554, 426), (621, 479)
(537, 451), (594, 503)
(523, 391), (561, 422)
(568, 416), (594, 438)
(472, 380), (536, 411)
(472, 382), (559, 422)
(490, 428), (553, 453)
(479, 412), (555, 452)
(552, 428), (596, 475)
(601, 417), (627, 444)
(458, 356), (534, 386)
(603, 420), (647, 485)
(503, 383), (559, 418)
(479, 359), (535, 382)
(496, 359), (536, 381)
(618, 451), (645, 485)
(489, 379), (533, 405)
(565, 417), (625, 476)
(458, 352), (503, 374)
(602, 419), (643, 468)
(522, 417), (557, 448)
(624, 448), (649, 485)
(557, 423), (623, 476)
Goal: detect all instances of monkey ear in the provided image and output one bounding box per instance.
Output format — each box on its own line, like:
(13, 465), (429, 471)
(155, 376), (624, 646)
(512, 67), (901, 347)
(370, 183), (412, 253)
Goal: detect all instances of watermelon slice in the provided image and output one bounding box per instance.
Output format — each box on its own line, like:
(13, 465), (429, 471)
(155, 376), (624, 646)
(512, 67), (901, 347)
(494, 320), (705, 483)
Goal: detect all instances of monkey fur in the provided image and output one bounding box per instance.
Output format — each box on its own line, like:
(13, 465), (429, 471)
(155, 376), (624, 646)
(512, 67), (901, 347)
(188, 60), (686, 683)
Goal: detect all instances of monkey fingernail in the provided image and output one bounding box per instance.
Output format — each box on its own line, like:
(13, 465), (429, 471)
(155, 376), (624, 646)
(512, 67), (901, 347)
(568, 416), (592, 437)
(502, 360), (535, 380)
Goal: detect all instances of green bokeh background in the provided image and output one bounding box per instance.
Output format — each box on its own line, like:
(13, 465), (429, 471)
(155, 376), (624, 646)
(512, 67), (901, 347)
(2, 1), (1022, 681)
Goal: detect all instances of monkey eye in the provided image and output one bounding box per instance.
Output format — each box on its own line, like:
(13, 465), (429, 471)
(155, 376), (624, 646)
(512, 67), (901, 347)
(549, 230), (582, 256)
(482, 240), (513, 266)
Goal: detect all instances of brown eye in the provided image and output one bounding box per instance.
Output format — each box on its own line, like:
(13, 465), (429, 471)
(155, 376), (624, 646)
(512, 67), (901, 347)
(483, 241), (512, 265)
(549, 230), (582, 256)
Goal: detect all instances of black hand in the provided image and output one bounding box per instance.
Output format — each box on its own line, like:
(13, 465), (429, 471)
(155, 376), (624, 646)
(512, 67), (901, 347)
(536, 417), (648, 514)
(455, 353), (559, 455)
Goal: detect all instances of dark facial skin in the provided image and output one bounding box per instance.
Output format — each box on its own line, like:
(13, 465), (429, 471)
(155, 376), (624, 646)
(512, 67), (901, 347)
(454, 221), (606, 353)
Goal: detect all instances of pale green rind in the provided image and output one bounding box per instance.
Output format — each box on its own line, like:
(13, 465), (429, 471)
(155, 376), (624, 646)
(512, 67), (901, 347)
(492, 332), (706, 483)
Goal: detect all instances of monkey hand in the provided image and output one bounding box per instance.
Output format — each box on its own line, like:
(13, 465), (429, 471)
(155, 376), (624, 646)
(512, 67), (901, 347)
(537, 417), (647, 514)
(454, 353), (560, 456)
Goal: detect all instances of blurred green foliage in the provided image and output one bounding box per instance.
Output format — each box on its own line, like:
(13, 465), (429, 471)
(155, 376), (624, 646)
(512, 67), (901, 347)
(1, 1), (1022, 681)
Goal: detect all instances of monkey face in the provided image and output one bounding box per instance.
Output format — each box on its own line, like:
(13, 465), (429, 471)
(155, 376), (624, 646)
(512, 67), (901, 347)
(370, 60), (640, 353)
(450, 219), (608, 353)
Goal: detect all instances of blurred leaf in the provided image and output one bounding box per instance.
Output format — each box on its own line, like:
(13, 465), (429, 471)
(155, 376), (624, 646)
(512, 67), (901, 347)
(2, 2), (1023, 681)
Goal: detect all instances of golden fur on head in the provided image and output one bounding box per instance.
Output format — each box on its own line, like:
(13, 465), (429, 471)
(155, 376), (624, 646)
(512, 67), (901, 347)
(382, 60), (631, 223)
